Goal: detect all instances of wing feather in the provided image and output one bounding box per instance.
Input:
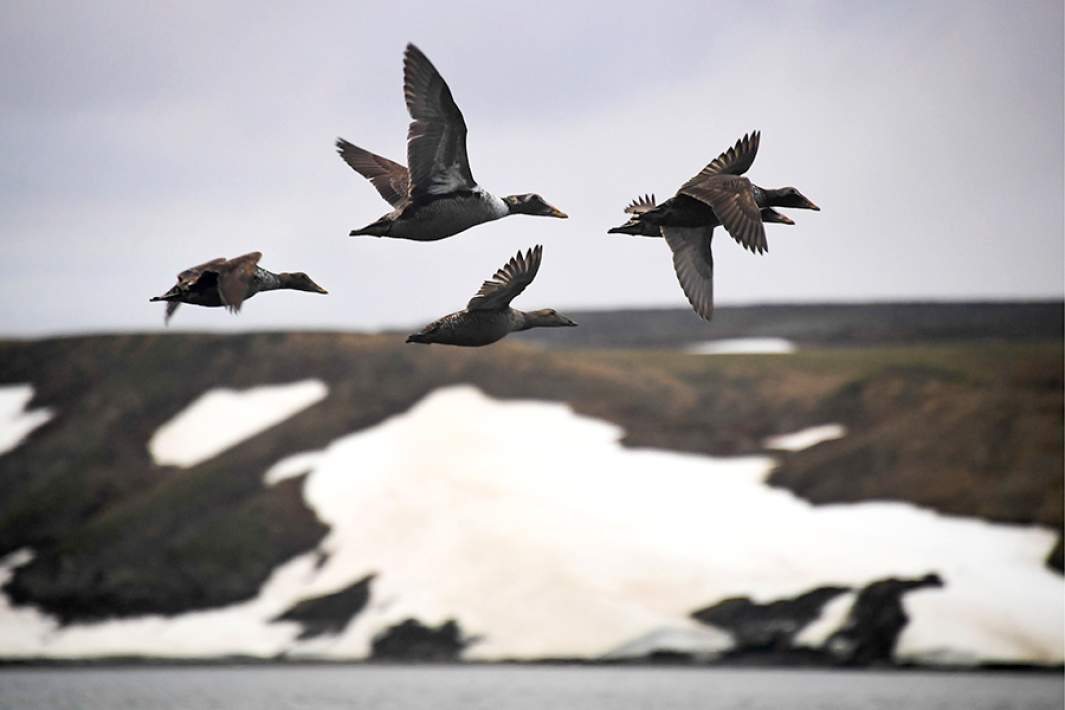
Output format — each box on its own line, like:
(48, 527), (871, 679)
(336, 139), (411, 207)
(662, 226), (715, 321)
(680, 131), (761, 193)
(217, 252), (262, 312)
(624, 193), (657, 215)
(467, 245), (543, 311)
(680, 175), (767, 254)
(403, 44), (475, 199)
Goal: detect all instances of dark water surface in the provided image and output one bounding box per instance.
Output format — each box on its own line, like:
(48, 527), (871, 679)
(0, 665), (1061, 710)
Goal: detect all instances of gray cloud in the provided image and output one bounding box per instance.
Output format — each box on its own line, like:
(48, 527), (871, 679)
(0, 0), (1061, 335)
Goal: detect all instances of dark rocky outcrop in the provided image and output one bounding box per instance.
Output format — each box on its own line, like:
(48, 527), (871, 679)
(691, 586), (850, 651)
(825, 573), (944, 666)
(692, 573), (945, 667)
(271, 574), (374, 640)
(370, 618), (473, 661)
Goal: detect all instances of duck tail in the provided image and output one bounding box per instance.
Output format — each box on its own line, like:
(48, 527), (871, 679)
(349, 219), (391, 237)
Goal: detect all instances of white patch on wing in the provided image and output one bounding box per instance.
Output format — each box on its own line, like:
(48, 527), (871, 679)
(765, 424), (847, 452)
(685, 338), (797, 355)
(0, 385), (53, 456)
(148, 380), (328, 468)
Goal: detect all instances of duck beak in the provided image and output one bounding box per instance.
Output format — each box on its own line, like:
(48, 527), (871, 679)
(562, 316), (578, 327)
(313, 284), (329, 294)
(777, 213), (795, 225)
(548, 207), (568, 219)
(802, 198), (820, 211)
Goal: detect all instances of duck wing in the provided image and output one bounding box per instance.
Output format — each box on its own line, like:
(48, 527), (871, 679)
(467, 245), (543, 311)
(336, 139), (411, 207)
(176, 257), (226, 286)
(217, 252), (262, 312)
(680, 131), (761, 192)
(680, 174), (767, 254)
(403, 44), (476, 201)
(662, 226), (715, 321)
(624, 193), (657, 215)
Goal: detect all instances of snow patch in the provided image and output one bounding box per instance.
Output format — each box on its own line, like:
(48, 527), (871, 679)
(765, 424), (847, 452)
(794, 592), (856, 648)
(685, 338), (796, 355)
(264, 451), (325, 486)
(603, 624), (732, 660)
(149, 380), (328, 468)
(0, 385), (53, 456)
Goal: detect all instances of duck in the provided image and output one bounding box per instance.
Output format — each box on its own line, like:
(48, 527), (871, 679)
(608, 193), (794, 237)
(149, 252), (327, 324)
(406, 245), (576, 346)
(636, 131), (820, 254)
(337, 44), (568, 241)
(608, 195), (795, 321)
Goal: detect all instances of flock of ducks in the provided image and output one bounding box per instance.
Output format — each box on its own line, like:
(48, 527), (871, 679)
(152, 44), (819, 347)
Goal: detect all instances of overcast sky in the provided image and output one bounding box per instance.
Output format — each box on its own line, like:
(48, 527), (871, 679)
(1, 0), (1062, 335)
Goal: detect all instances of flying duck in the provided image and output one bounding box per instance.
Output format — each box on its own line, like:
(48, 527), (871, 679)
(609, 194), (794, 321)
(406, 245), (576, 346)
(337, 44), (568, 241)
(150, 252), (327, 324)
(635, 131), (819, 254)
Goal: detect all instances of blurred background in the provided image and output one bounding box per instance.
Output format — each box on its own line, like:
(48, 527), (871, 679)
(0, 1), (1062, 708)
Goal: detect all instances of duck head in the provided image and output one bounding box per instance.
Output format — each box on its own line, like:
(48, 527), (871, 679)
(762, 186), (819, 211)
(524, 308), (578, 328)
(503, 194), (568, 219)
(607, 216), (662, 237)
(759, 208), (794, 225)
(280, 272), (329, 294)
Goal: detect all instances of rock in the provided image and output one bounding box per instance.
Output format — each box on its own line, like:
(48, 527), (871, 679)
(370, 618), (472, 661)
(271, 574), (373, 640)
(825, 573), (944, 666)
(691, 586), (850, 651)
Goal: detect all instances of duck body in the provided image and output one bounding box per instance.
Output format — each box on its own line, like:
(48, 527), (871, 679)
(171, 266), (280, 308)
(338, 44), (566, 242)
(407, 308), (527, 347)
(352, 187), (510, 241)
(150, 253), (327, 324)
(406, 245), (577, 347)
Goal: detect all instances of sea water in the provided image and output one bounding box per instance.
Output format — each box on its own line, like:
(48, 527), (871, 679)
(0, 666), (1060, 710)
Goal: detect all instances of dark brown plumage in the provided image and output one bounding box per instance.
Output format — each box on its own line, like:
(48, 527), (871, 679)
(635, 131), (819, 255)
(149, 252), (327, 324)
(406, 245), (577, 347)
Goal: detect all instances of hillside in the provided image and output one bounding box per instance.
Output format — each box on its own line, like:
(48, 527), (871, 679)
(515, 301), (1064, 349)
(0, 321), (1059, 633)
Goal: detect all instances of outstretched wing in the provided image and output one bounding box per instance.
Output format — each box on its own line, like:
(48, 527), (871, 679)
(164, 301), (182, 325)
(680, 131), (761, 193)
(467, 245), (543, 311)
(336, 139), (411, 207)
(217, 252), (262, 312)
(403, 43), (476, 200)
(662, 226), (715, 321)
(624, 193), (657, 215)
(680, 174), (767, 254)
